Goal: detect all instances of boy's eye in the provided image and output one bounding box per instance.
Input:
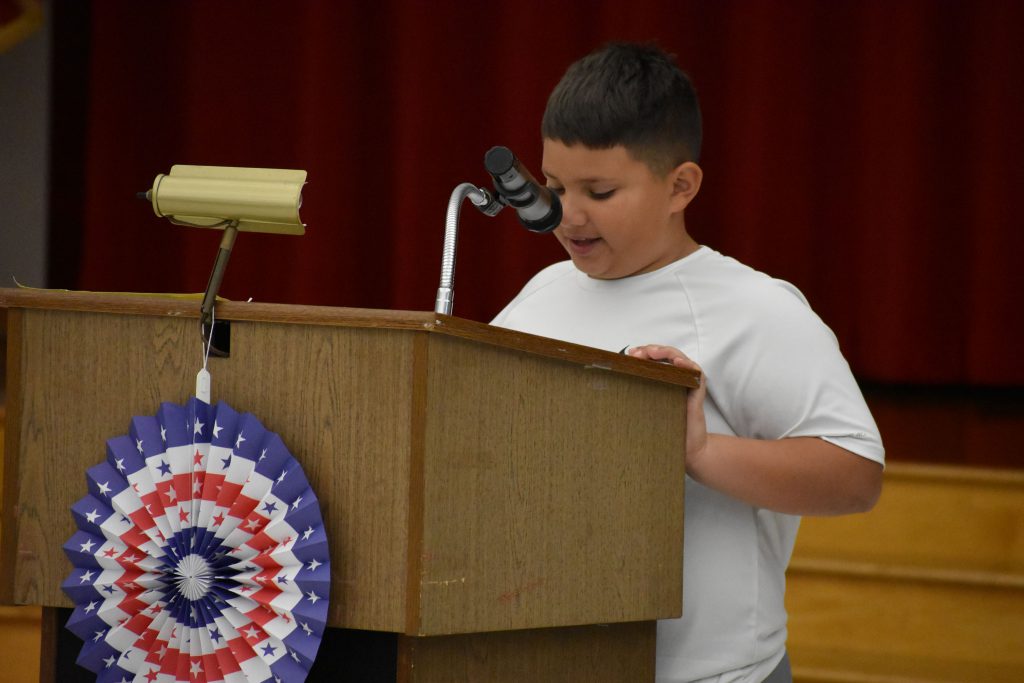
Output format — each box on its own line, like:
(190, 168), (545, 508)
(590, 189), (615, 200)
(548, 186), (565, 196)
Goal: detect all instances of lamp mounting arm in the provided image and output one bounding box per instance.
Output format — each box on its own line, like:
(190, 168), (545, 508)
(200, 221), (239, 354)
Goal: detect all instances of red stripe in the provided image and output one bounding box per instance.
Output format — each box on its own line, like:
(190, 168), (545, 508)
(199, 471), (227, 502)
(227, 493), (260, 521)
(116, 594), (150, 622)
(226, 634), (258, 663)
(243, 530), (282, 555)
(127, 506), (156, 531)
(209, 641), (241, 674)
(243, 602), (279, 627)
(214, 480), (244, 510)
(143, 635), (167, 665)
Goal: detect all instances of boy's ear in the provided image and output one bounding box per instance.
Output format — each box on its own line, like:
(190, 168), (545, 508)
(669, 161), (703, 212)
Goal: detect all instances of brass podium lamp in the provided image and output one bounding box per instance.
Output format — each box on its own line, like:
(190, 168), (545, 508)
(140, 165), (307, 353)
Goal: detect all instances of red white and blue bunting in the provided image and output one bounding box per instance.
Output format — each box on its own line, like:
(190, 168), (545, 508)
(62, 398), (329, 683)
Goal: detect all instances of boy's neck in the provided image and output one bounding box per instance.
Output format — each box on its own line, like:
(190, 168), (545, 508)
(661, 221), (701, 267)
(676, 228), (701, 260)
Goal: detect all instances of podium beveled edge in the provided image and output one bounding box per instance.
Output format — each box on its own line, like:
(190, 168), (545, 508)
(0, 288), (700, 389)
(0, 288), (433, 330)
(431, 314), (700, 389)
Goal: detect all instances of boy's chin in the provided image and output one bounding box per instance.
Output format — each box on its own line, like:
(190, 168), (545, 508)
(570, 258), (623, 280)
(561, 243), (630, 279)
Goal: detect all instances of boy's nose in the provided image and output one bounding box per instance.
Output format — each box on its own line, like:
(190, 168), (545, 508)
(560, 196), (588, 227)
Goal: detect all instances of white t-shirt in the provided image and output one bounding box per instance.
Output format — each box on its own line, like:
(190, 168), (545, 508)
(492, 247), (884, 683)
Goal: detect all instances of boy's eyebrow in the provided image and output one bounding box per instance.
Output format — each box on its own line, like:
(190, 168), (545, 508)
(542, 170), (615, 184)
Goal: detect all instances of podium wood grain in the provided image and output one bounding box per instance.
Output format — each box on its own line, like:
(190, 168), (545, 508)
(1, 291), (693, 644)
(414, 334), (684, 634)
(4, 307), (416, 630)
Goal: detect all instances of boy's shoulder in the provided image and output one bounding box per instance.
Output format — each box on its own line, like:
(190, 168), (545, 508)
(675, 248), (810, 310)
(506, 249), (808, 308)
(499, 248), (812, 322)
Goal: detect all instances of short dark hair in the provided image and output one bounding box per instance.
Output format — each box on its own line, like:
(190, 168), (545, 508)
(542, 42), (702, 174)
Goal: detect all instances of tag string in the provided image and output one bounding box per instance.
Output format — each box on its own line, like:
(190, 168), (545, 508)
(202, 307), (215, 371)
(196, 309), (214, 406)
(191, 307), (217, 548)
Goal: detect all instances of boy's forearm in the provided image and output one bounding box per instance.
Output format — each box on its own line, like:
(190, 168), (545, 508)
(689, 435), (883, 516)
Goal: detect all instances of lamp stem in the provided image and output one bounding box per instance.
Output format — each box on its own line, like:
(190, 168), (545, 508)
(200, 222), (239, 343)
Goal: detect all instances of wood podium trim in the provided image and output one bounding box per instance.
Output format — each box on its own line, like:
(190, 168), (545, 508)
(0, 308), (24, 604)
(404, 334), (430, 635)
(430, 314), (699, 388)
(0, 289), (699, 389)
(0, 289), (435, 329)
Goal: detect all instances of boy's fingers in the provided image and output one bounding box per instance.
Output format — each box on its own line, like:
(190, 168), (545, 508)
(628, 345), (703, 374)
(628, 346), (706, 395)
(630, 344), (671, 357)
(637, 344), (692, 362)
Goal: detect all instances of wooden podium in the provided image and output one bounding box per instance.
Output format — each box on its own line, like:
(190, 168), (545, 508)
(0, 289), (697, 682)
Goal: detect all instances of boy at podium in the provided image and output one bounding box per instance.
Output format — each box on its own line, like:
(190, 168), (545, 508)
(491, 42), (885, 683)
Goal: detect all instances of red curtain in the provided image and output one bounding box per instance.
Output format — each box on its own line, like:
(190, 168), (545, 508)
(57, 0), (1024, 385)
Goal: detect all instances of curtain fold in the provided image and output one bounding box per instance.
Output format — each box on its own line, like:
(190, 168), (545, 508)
(55, 0), (1024, 385)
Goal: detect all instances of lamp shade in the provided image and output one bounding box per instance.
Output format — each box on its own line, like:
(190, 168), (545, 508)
(148, 166), (307, 235)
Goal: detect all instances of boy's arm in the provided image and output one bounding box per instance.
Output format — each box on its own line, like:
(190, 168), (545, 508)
(630, 344), (883, 516)
(695, 434), (882, 516)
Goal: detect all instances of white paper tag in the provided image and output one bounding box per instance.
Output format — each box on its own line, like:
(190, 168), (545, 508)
(196, 368), (211, 404)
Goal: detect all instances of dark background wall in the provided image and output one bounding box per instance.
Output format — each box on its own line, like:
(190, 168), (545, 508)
(7, 0), (1024, 465)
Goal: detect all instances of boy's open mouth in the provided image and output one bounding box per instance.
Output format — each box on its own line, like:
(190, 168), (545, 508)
(566, 237), (602, 258)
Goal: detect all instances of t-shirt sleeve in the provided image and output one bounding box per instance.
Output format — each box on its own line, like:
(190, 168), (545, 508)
(702, 280), (885, 465)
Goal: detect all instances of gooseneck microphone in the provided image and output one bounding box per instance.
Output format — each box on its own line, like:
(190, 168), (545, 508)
(435, 146), (561, 314)
(484, 146), (562, 233)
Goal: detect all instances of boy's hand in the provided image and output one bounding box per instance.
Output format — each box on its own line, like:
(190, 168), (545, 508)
(628, 345), (709, 472)
(629, 345), (882, 515)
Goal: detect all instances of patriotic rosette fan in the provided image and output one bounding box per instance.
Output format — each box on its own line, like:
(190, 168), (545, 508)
(62, 397), (330, 683)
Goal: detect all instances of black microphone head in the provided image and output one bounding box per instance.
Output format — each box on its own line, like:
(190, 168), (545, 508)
(484, 145), (562, 233)
(484, 146), (515, 176)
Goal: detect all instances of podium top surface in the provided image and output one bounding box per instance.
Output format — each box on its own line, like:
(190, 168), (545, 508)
(0, 288), (699, 389)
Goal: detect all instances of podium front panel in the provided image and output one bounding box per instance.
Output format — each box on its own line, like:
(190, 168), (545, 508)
(2, 307), (416, 631)
(1, 295), (688, 639)
(409, 334), (686, 635)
